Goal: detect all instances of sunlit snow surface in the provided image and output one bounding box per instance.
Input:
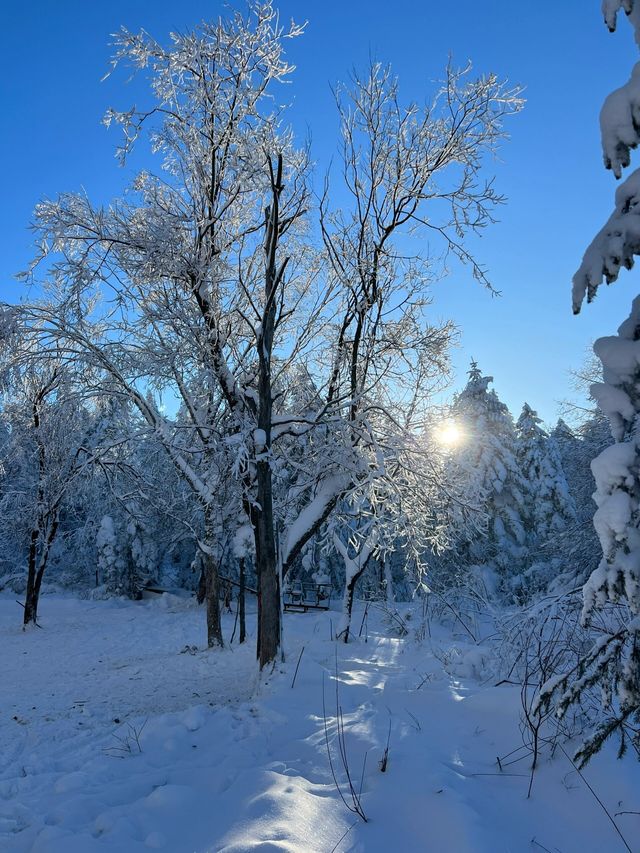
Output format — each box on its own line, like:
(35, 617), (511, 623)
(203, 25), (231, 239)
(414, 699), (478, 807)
(2, 593), (640, 852)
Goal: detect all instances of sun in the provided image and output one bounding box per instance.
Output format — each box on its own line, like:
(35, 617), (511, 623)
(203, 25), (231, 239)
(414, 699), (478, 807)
(436, 421), (463, 448)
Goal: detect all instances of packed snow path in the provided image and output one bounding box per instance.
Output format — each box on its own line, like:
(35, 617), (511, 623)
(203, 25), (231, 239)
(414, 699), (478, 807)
(2, 595), (640, 852)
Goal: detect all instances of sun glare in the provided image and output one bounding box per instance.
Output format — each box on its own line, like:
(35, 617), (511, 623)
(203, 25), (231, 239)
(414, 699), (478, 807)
(436, 421), (463, 448)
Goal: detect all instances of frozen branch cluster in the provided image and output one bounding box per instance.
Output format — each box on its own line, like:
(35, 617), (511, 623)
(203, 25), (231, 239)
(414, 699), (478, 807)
(573, 0), (640, 310)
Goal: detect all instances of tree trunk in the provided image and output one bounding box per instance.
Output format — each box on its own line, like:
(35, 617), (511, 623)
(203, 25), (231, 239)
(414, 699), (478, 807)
(340, 569), (364, 644)
(203, 506), (223, 648)
(24, 509), (59, 627)
(334, 537), (374, 644)
(33, 514), (58, 611)
(239, 557), (246, 644)
(23, 524), (40, 626)
(205, 555), (223, 648)
(24, 395), (49, 628)
(253, 154), (286, 669)
(253, 478), (279, 667)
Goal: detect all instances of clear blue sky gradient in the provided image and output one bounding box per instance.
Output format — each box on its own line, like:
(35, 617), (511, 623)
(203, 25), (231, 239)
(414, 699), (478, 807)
(3, 1), (639, 425)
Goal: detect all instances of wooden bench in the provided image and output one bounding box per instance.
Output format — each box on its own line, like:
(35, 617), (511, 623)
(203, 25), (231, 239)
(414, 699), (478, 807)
(283, 582), (332, 612)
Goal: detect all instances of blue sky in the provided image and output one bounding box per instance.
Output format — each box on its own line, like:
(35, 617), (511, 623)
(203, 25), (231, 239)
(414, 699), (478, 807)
(3, 1), (639, 425)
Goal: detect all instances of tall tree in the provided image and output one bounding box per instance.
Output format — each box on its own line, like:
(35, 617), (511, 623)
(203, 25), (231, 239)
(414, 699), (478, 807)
(448, 362), (528, 597)
(539, 1), (640, 764)
(18, 5), (309, 664)
(516, 403), (576, 543)
(512, 405), (578, 597)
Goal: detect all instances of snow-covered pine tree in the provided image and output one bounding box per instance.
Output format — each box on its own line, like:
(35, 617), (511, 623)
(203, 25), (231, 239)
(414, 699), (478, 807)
(126, 510), (158, 589)
(448, 362), (528, 598)
(96, 515), (136, 599)
(96, 516), (121, 595)
(538, 301), (640, 762)
(538, 1), (640, 764)
(552, 418), (589, 514)
(545, 406), (619, 592)
(514, 404), (577, 596)
(516, 404), (577, 543)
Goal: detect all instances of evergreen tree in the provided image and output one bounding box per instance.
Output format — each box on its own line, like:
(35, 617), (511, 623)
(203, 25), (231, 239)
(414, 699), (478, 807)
(539, 1), (640, 764)
(96, 514), (138, 599)
(541, 417), (604, 592)
(126, 510), (159, 588)
(513, 405), (578, 597)
(516, 403), (576, 543)
(551, 418), (589, 516)
(540, 300), (640, 762)
(96, 515), (126, 596)
(448, 362), (528, 597)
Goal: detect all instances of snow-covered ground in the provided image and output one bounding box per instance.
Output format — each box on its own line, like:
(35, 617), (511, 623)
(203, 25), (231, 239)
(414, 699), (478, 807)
(2, 593), (640, 852)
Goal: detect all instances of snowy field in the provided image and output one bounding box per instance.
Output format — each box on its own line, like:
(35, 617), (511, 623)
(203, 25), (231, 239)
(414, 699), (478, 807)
(2, 593), (640, 853)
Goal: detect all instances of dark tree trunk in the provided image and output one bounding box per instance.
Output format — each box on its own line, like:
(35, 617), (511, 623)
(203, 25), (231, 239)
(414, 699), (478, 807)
(203, 507), (223, 648)
(205, 555), (223, 648)
(197, 563), (206, 604)
(239, 557), (246, 644)
(253, 154), (288, 669)
(193, 155), (295, 667)
(23, 525), (40, 626)
(23, 391), (52, 628)
(253, 475), (279, 667)
(223, 579), (232, 612)
(23, 511), (59, 627)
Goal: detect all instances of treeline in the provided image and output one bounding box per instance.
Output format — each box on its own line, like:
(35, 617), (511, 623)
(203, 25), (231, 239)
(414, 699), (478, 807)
(429, 362), (609, 604)
(0, 354), (606, 614)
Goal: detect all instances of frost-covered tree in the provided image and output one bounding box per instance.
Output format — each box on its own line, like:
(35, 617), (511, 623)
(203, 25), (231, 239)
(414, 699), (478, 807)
(539, 301), (640, 762)
(446, 363), (528, 596)
(126, 512), (158, 586)
(513, 405), (577, 597)
(552, 418), (594, 517)
(232, 522), (254, 645)
(96, 515), (134, 597)
(329, 444), (446, 643)
(516, 404), (577, 543)
(17, 5), (309, 664)
(0, 345), (105, 624)
(95, 505), (158, 598)
(314, 59), (522, 574)
(542, 412), (611, 592)
(8, 3), (521, 665)
(539, 1), (640, 764)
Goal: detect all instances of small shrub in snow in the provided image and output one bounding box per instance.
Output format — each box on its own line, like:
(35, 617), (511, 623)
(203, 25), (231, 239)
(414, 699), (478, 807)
(103, 720), (147, 758)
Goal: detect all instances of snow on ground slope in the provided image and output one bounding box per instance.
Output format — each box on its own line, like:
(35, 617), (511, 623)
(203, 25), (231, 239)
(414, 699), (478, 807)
(2, 594), (640, 852)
